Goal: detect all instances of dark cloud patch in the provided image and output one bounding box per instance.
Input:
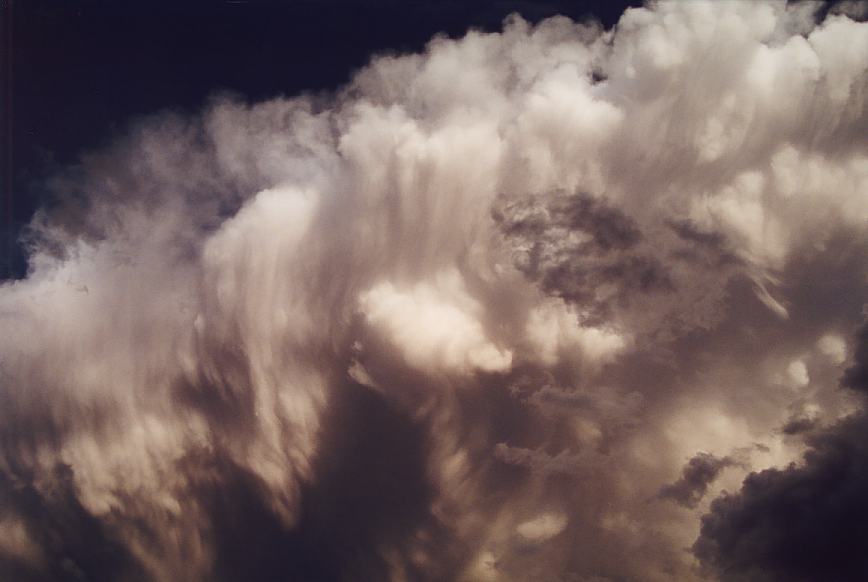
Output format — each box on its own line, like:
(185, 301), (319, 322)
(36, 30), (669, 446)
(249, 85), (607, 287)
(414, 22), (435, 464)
(493, 191), (673, 323)
(193, 374), (461, 582)
(841, 321), (868, 394)
(658, 452), (734, 509)
(780, 414), (819, 436)
(494, 443), (584, 477)
(0, 374), (446, 582)
(695, 413), (868, 582)
(694, 324), (868, 581)
(494, 191), (641, 253)
(544, 193), (642, 252)
(293, 378), (451, 582)
(0, 464), (146, 582)
(180, 452), (341, 582)
(172, 348), (261, 438)
(667, 219), (740, 267)
(668, 220), (727, 250)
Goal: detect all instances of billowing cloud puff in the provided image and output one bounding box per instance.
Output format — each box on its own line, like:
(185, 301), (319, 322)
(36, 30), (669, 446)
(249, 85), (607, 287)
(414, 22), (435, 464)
(2, 2), (868, 581)
(359, 270), (513, 375)
(525, 297), (626, 368)
(515, 512), (568, 545)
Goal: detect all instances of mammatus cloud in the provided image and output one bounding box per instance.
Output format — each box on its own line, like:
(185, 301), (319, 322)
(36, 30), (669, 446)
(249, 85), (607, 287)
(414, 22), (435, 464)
(2, 1), (868, 580)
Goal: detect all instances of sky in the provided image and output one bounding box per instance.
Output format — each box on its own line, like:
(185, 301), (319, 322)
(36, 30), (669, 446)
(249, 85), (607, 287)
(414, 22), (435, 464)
(1, 1), (868, 581)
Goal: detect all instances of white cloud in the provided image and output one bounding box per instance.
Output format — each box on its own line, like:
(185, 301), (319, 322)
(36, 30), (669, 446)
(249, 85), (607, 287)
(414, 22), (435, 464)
(516, 512), (569, 544)
(818, 334), (848, 365)
(786, 359), (810, 389)
(525, 298), (626, 368)
(359, 271), (513, 375)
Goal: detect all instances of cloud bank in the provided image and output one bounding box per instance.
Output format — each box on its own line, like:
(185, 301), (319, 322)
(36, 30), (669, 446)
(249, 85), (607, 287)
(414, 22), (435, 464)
(2, 1), (868, 580)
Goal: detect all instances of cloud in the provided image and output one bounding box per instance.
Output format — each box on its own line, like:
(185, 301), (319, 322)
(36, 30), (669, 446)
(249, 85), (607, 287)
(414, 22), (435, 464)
(359, 270), (513, 375)
(695, 412), (868, 582)
(1, 2), (867, 580)
(832, 0), (868, 21)
(524, 298), (626, 368)
(515, 512), (568, 545)
(493, 191), (673, 326)
(785, 358), (810, 389)
(493, 443), (584, 476)
(780, 413), (819, 436)
(658, 452), (735, 509)
(818, 333), (848, 365)
(694, 323), (868, 581)
(842, 323), (868, 395)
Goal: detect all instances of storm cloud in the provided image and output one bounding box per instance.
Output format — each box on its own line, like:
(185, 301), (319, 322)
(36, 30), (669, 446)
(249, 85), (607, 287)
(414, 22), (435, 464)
(2, 1), (868, 580)
(693, 322), (868, 582)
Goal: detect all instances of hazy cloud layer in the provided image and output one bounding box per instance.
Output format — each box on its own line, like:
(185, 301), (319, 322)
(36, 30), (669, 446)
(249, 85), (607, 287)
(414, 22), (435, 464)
(2, 1), (868, 580)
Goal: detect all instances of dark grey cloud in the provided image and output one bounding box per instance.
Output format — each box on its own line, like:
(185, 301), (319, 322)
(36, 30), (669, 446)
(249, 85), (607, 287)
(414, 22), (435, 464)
(494, 191), (673, 325)
(780, 414), (819, 436)
(695, 412), (868, 582)
(494, 443), (584, 476)
(667, 219), (741, 268)
(841, 322), (868, 395)
(694, 323), (868, 582)
(658, 453), (735, 509)
(0, 376), (453, 582)
(0, 464), (147, 582)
